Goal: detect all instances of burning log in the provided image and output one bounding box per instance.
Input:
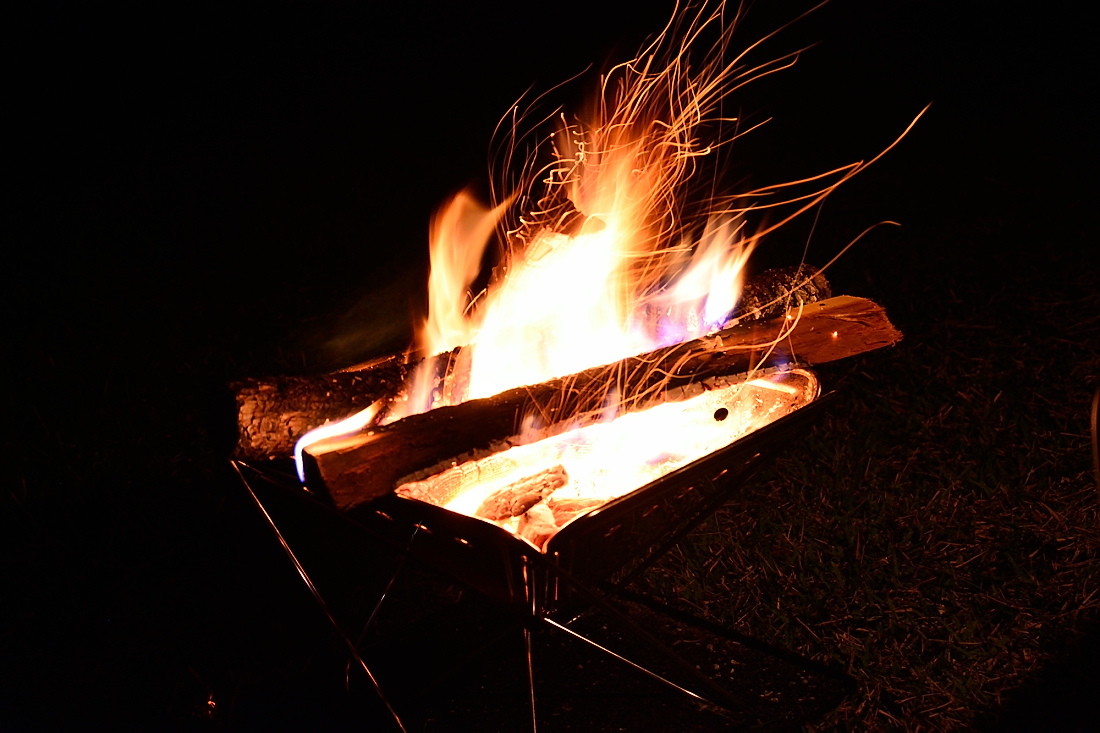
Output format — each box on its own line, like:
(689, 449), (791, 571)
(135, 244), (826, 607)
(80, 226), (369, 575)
(303, 294), (901, 512)
(548, 497), (604, 524)
(735, 265), (831, 322)
(226, 265), (830, 463)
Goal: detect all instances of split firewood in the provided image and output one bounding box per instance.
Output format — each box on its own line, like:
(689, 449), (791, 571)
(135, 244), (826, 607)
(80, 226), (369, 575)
(397, 445), (533, 506)
(475, 465), (569, 521)
(225, 265), (832, 463)
(303, 294), (902, 511)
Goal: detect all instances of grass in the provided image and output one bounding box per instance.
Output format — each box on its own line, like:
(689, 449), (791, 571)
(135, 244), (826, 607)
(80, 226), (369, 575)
(632, 178), (1100, 728)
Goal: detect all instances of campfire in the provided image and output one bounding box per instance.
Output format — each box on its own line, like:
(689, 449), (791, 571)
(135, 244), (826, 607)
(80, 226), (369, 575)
(225, 4), (922, 724)
(230, 0), (913, 598)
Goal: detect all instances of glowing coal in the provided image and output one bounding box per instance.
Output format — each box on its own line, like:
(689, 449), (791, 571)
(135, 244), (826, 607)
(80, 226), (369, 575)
(396, 367), (818, 550)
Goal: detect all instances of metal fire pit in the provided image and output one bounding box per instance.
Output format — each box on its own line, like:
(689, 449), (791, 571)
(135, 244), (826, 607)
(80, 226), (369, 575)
(354, 382), (831, 615)
(232, 376), (849, 729)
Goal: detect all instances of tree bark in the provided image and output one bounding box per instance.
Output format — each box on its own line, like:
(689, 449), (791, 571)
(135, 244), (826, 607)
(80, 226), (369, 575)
(229, 355), (409, 463)
(303, 294), (901, 511)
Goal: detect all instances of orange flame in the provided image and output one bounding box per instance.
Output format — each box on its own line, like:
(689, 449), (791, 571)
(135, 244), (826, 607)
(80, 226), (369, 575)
(298, 1), (925, 463)
(393, 0), (929, 421)
(420, 190), (511, 359)
(393, 2), (810, 419)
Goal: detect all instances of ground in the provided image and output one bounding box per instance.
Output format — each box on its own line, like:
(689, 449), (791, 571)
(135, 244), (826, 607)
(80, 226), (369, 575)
(5, 2), (1097, 730)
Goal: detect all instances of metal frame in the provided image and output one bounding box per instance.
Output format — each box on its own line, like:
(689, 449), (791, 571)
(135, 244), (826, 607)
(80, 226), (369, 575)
(230, 391), (849, 730)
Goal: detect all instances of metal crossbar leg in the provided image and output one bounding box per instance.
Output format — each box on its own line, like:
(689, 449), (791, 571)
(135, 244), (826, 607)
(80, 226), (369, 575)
(231, 461), (408, 732)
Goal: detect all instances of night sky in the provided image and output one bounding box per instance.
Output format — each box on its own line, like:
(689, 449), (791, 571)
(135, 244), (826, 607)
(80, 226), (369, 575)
(15, 2), (1090, 332)
(7, 1), (1095, 729)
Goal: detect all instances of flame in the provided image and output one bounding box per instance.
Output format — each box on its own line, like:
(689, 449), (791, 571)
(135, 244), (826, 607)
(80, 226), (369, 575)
(421, 190), (511, 359)
(386, 0), (930, 422)
(293, 400), (383, 482)
(394, 2), (787, 419)
(298, 2), (926, 496)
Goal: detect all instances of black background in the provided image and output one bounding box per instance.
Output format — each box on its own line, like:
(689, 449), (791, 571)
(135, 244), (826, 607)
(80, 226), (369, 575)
(6, 1), (1095, 729)
(13, 2), (1092, 338)
(17, 1), (1090, 326)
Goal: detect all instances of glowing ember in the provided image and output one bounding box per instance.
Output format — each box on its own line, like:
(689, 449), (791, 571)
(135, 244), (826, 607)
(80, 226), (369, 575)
(396, 367), (818, 550)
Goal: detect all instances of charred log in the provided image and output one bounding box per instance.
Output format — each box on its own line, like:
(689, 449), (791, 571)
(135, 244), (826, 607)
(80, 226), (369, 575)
(735, 264), (832, 322)
(303, 295), (901, 511)
(229, 355), (408, 463)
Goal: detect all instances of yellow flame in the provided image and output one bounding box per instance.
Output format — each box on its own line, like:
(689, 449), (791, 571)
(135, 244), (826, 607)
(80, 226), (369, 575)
(395, 3), (781, 417)
(421, 190), (510, 358)
(381, 0), (926, 425)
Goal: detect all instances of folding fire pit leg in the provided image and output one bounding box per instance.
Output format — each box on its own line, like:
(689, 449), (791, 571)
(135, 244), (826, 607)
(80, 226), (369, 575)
(522, 555), (539, 732)
(231, 461), (410, 732)
(608, 454), (780, 594)
(534, 552), (751, 716)
(343, 525), (421, 687)
(540, 617), (722, 705)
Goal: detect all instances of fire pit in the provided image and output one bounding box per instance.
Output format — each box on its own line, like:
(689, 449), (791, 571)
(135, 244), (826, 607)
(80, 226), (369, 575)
(232, 305), (881, 725)
(233, 451), (856, 728)
(288, 289), (902, 608)
(294, 363), (827, 611)
(232, 375), (842, 727)
(225, 1), (919, 726)
(396, 367), (817, 548)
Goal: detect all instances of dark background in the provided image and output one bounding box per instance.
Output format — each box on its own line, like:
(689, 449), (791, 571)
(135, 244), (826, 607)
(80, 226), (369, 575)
(13, 0), (1092, 359)
(5, 1), (1095, 729)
